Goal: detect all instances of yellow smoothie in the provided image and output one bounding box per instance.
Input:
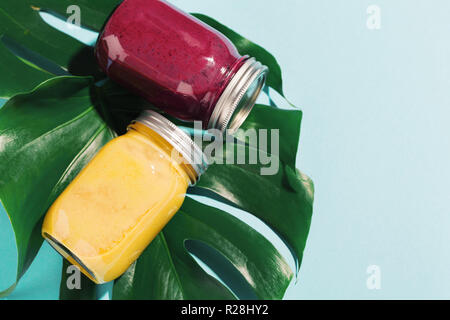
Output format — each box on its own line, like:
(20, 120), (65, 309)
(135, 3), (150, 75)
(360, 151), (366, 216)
(42, 118), (201, 283)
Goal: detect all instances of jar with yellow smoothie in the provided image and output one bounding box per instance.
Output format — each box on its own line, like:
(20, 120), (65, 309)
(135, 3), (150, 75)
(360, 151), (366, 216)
(42, 110), (207, 284)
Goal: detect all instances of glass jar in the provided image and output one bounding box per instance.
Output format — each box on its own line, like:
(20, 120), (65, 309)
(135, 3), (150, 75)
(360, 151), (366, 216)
(42, 111), (207, 283)
(95, 0), (268, 132)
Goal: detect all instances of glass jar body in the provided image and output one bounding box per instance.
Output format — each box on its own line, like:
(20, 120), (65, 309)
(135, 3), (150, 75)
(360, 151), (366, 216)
(95, 0), (247, 128)
(42, 123), (191, 283)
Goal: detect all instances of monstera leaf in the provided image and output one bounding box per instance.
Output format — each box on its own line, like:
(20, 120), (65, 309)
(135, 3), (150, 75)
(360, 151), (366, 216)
(0, 1), (313, 300)
(0, 77), (115, 295)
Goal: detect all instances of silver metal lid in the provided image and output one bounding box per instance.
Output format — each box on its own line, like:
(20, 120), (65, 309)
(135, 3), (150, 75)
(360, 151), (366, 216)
(208, 57), (268, 133)
(133, 110), (208, 184)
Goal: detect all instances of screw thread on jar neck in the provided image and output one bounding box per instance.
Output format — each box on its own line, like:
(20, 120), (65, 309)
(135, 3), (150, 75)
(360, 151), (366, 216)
(208, 57), (268, 133)
(129, 111), (208, 185)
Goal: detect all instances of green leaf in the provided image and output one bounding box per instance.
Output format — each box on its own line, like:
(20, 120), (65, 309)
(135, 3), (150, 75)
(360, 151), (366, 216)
(192, 13), (284, 96)
(193, 144), (314, 273)
(0, 76), (115, 294)
(238, 104), (302, 168)
(0, 1), (313, 300)
(0, 2), (82, 73)
(112, 197), (292, 300)
(0, 1), (117, 79)
(0, 36), (52, 99)
(189, 104), (312, 272)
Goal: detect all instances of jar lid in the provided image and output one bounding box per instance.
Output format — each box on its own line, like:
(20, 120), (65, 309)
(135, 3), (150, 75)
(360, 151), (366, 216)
(208, 57), (268, 133)
(134, 110), (208, 184)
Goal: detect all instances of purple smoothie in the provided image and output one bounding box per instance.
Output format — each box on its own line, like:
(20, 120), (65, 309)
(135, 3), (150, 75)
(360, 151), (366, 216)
(96, 0), (266, 130)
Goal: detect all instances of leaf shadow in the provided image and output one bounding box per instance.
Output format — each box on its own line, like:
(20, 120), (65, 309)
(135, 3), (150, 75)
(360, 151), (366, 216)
(88, 79), (152, 135)
(0, 35), (68, 76)
(185, 239), (258, 300)
(67, 46), (104, 80)
(188, 186), (300, 273)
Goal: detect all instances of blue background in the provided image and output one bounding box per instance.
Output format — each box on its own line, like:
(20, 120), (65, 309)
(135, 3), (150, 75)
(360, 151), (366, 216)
(2, 0), (450, 299)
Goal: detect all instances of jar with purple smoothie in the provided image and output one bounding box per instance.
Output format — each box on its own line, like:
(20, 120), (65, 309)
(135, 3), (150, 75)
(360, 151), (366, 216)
(95, 0), (268, 132)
